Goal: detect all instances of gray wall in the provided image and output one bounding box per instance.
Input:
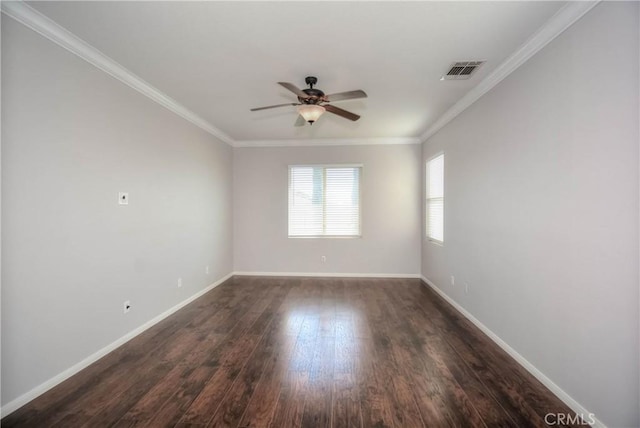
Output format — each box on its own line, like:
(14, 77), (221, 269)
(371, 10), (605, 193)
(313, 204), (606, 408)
(1, 16), (233, 405)
(421, 3), (639, 427)
(2, 2), (638, 424)
(233, 144), (421, 275)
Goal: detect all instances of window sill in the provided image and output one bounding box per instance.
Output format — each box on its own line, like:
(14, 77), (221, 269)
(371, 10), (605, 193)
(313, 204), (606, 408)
(426, 238), (443, 247)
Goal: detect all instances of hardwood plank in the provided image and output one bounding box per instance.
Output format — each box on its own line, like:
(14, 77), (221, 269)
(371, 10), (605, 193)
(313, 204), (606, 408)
(116, 332), (227, 426)
(356, 338), (396, 428)
(332, 279), (362, 428)
(142, 366), (215, 428)
(380, 286), (485, 427)
(4, 277), (251, 428)
(387, 286), (512, 426)
(235, 336), (296, 428)
(177, 280), (292, 425)
(236, 296), (302, 428)
(3, 277), (578, 428)
(269, 372), (309, 428)
(205, 302), (290, 427)
(414, 286), (553, 427)
(333, 373), (362, 428)
(140, 287), (280, 428)
(365, 284), (425, 428)
(177, 334), (265, 425)
(300, 335), (334, 428)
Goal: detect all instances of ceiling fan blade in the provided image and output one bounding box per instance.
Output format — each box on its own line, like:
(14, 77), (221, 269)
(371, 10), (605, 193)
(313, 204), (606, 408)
(278, 82), (310, 99)
(325, 90), (367, 102)
(250, 103), (298, 111)
(294, 115), (306, 127)
(324, 104), (361, 121)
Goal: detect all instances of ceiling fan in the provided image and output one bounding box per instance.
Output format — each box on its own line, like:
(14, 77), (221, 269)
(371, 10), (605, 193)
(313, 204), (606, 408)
(250, 76), (367, 125)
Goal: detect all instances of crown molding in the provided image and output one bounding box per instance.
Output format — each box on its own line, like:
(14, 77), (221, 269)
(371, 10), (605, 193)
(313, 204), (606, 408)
(1, 1), (415, 150)
(1, 1), (235, 146)
(3, 0), (600, 149)
(234, 136), (421, 148)
(419, 0), (601, 143)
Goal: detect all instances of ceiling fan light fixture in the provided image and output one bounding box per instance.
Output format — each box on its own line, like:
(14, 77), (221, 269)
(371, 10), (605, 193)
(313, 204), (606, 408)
(298, 104), (325, 125)
(251, 77), (365, 124)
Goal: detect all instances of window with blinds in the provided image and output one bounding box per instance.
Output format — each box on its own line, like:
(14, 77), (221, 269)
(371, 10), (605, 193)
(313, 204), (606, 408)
(426, 154), (444, 243)
(288, 165), (361, 237)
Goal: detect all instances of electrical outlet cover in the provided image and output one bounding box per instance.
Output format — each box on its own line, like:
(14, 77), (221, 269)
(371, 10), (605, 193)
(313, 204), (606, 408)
(118, 192), (129, 205)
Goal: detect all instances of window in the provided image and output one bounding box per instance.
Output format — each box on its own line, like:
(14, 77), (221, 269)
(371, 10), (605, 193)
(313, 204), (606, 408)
(288, 165), (361, 237)
(426, 154), (444, 243)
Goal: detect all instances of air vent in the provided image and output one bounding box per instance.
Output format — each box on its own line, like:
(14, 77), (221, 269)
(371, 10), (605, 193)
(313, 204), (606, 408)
(442, 61), (485, 80)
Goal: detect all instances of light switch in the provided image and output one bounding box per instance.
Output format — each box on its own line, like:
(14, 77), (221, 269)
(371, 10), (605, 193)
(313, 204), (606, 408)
(118, 192), (129, 205)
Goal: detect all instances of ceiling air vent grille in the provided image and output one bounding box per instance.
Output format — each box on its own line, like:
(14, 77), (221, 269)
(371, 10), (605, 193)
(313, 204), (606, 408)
(442, 61), (485, 80)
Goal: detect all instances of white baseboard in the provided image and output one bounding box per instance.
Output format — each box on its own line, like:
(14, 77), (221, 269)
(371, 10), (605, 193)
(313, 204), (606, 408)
(7, 272), (599, 425)
(233, 271), (421, 279)
(0, 272), (234, 418)
(419, 275), (606, 428)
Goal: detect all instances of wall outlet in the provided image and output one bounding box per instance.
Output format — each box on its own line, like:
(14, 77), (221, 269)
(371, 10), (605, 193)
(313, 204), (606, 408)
(205, 265), (210, 275)
(123, 300), (131, 314)
(178, 278), (182, 288)
(464, 282), (469, 294)
(321, 256), (326, 263)
(450, 275), (455, 286)
(118, 192), (129, 205)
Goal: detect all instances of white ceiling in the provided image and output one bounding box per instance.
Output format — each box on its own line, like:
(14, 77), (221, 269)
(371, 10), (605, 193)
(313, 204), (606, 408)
(28, 1), (565, 143)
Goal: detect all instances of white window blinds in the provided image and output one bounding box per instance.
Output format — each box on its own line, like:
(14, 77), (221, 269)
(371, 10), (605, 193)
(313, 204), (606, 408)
(288, 165), (361, 237)
(426, 154), (444, 242)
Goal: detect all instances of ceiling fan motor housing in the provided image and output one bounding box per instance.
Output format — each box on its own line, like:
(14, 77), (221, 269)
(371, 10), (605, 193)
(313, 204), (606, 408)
(300, 88), (325, 104)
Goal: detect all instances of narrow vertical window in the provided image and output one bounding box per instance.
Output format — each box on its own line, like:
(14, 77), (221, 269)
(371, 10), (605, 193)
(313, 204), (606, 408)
(426, 154), (444, 243)
(289, 165), (361, 237)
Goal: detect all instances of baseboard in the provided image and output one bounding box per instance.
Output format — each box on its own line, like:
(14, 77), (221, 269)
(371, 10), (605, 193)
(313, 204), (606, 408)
(419, 275), (606, 428)
(0, 272), (234, 418)
(5, 272), (599, 424)
(233, 271), (421, 279)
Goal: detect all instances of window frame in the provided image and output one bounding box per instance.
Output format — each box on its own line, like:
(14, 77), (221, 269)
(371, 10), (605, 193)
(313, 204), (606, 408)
(425, 153), (444, 245)
(288, 164), (363, 239)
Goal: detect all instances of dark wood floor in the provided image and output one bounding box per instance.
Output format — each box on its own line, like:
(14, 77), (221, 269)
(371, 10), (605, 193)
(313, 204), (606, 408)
(2, 276), (582, 428)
